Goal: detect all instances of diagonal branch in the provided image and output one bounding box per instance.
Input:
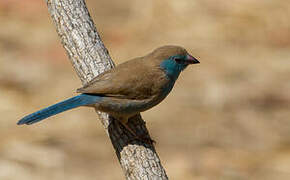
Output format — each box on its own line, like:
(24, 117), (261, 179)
(45, 0), (168, 179)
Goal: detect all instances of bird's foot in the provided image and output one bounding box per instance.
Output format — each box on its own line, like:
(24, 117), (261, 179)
(117, 120), (155, 144)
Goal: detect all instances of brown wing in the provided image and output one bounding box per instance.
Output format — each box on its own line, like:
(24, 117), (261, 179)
(77, 57), (168, 100)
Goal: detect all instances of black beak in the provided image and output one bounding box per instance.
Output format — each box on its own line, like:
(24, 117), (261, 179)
(186, 54), (200, 64)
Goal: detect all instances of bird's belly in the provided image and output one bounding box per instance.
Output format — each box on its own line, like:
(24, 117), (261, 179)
(96, 80), (175, 117)
(97, 97), (154, 117)
(97, 93), (170, 118)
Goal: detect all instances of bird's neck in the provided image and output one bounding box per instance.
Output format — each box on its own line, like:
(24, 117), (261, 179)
(160, 59), (186, 81)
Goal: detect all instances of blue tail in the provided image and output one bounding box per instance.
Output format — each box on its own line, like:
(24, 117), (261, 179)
(17, 94), (102, 125)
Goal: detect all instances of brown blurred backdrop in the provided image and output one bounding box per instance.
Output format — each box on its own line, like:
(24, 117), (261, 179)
(1, 0), (290, 179)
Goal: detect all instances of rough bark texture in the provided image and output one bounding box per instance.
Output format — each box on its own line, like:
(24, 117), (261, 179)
(45, 0), (168, 179)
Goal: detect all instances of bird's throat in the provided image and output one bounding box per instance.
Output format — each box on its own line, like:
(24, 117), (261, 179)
(160, 59), (184, 81)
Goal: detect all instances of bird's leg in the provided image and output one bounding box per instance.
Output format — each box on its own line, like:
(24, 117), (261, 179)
(120, 120), (138, 137)
(117, 117), (155, 144)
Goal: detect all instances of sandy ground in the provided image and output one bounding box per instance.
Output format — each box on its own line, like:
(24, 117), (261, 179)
(0, 0), (290, 179)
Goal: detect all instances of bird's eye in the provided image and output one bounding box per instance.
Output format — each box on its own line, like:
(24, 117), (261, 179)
(174, 58), (184, 64)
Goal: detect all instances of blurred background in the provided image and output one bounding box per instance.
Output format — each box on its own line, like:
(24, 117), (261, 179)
(0, 0), (290, 179)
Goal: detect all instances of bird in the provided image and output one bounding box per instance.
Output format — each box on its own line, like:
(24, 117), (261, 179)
(17, 45), (199, 138)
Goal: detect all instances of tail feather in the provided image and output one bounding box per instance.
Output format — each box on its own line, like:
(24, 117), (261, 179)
(17, 94), (101, 125)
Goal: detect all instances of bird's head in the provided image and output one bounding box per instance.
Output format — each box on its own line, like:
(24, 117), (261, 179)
(150, 45), (199, 80)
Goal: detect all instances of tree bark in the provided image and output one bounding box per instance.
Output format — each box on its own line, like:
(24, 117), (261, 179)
(45, 0), (168, 179)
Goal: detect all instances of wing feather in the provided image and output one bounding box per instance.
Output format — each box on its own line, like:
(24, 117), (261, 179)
(76, 57), (168, 100)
